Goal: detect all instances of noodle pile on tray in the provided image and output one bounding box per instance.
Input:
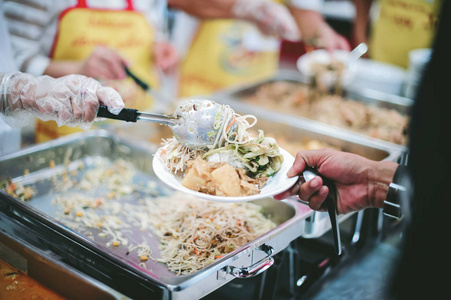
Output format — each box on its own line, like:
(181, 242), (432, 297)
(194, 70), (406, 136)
(31, 157), (276, 274)
(146, 195), (276, 275)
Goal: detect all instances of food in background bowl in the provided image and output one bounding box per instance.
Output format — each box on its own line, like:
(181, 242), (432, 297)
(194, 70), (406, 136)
(348, 58), (407, 96)
(243, 81), (409, 145)
(297, 49), (355, 92)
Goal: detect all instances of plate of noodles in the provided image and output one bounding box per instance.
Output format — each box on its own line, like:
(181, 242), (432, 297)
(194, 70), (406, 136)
(153, 146), (298, 202)
(151, 100), (299, 202)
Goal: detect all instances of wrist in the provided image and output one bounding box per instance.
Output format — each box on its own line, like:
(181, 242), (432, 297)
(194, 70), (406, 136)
(45, 61), (82, 78)
(291, 9), (325, 41)
(0, 73), (9, 114)
(369, 161), (399, 209)
(0, 72), (21, 114)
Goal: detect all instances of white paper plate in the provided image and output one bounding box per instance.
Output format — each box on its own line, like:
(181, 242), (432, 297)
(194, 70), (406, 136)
(152, 148), (299, 202)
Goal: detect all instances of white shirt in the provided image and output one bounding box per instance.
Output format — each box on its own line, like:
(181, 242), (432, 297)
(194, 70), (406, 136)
(0, 1), (17, 73)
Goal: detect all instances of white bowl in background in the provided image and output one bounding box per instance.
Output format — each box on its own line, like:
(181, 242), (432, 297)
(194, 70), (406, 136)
(347, 58), (407, 96)
(408, 48), (432, 71)
(404, 48), (432, 99)
(296, 49), (356, 88)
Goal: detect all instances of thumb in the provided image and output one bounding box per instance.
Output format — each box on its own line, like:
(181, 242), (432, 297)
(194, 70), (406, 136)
(96, 86), (124, 115)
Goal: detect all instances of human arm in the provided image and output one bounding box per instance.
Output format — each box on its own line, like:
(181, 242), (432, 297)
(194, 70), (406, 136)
(168, 0), (235, 18)
(168, 0), (300, 41)
(0, 72), (124, 129)
(274, 148), (398, 214)
(153, 41), (179, 73)
(287, 0), (351, 51)
(44, 47), (129, 81)
(352, 0), (373, 49)
(3, 1), (134, 80)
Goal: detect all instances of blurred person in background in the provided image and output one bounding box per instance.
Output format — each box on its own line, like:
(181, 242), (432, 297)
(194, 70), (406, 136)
(352, 0), (441, 68)
(3, 0), (177, 143)
(168, 0), (350, 98)
(274, 0), (450, 297)
(286, 0), (440, 69)
(288, 0), (351, 52)
(168, 0), (300, 98)
(0, 0), (15, 74)
(1, 1), (123, 146)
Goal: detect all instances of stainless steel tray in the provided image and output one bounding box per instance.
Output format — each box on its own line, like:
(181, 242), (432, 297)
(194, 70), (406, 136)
(0, 130), (312, 300)
(213, 70), (413, 146)
(0, 230), (126, 299)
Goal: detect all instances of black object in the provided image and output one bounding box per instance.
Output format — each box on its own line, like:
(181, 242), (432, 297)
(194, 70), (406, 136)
(124, 66), (150, 92)
(97, 105), (139, 122)
(304, 167), (342, 256)
(383, 164), (408, 220)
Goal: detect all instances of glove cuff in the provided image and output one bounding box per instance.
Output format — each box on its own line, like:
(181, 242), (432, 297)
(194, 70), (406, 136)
(0, 73), (15, 115)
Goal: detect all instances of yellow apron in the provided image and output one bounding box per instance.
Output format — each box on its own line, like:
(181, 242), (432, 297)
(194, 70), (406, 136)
(36, 0), (157, 143)
(178, 18), (280, 98)
(370, 0), (441, 68)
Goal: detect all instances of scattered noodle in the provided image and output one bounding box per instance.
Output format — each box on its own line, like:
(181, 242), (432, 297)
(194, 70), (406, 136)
(44, 157), (276, 275)
(145, 194), (276, 275)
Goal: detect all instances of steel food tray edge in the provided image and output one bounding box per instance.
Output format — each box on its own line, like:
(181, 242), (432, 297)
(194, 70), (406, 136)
(0, 130), (313, 300)
(215, 69), (414, 113)
(0, 230), (127, 299)
(213, 69), (412, 147)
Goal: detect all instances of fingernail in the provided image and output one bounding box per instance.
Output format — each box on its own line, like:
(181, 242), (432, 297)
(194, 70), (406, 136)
(319, 186), (329, 197)
(309, 177), (320, 188)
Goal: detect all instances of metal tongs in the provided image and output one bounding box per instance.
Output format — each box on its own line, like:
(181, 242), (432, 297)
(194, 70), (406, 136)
(303, 167), (342, 255)
(97, 105), (177, 126)
(97, 99), (225, 149)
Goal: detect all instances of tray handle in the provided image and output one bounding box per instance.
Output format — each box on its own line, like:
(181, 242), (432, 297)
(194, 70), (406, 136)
(224, 244), (274, 278)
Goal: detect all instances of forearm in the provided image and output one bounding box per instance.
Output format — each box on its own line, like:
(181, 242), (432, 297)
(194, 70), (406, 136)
(369, 160), (399, 208)
(44, 61), (82, 78)
(352, 0), (373, 45)
(289, 8), (328, 44)
(168, 0), (236, 19)
(0, 73), (10, 114)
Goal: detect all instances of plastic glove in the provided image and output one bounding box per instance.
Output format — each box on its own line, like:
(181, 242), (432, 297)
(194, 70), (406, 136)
(0, 72), (124, 129)
(231, 0), (301, 41)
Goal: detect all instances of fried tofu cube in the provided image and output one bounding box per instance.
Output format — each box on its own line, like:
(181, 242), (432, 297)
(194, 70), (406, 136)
(211, 164), (241, 197)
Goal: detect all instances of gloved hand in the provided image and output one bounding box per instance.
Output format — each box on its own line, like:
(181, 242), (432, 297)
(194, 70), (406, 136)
(231, 0), (301, 41)
(0, 72), (124, 129)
